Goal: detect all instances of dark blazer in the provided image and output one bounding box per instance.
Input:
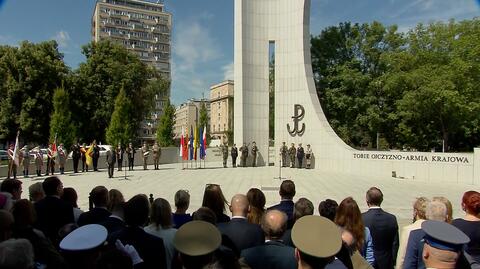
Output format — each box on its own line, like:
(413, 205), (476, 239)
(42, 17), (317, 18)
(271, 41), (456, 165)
(217, 217), (264, 251)
(100, 216), (126, 235)
(241, 240), (297, 269)
(109, 226), (167, 269)
(362, 208), (399, 269)
(34, 196), (74, 244)
(268, 200), (294, 227)
(326, 259), (349, 269)
(403, 229), (425, 269)
(77, 207), (111, 226)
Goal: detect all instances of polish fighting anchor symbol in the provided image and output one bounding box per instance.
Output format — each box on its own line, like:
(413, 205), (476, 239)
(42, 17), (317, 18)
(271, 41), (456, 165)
(287, 104), (305, 136)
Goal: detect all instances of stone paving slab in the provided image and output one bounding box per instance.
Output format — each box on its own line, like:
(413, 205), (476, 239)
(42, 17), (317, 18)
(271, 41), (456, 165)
(9, 162), (476, 227)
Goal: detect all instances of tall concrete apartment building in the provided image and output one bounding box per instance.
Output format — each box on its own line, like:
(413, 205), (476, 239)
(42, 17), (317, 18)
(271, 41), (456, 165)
(210, 80), (234, 142)
(92, 0), (171, 142)
(173, 99), (210, 139)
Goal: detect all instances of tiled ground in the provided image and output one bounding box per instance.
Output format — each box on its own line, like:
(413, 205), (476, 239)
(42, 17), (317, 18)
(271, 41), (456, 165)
(15, 162), (475, 227)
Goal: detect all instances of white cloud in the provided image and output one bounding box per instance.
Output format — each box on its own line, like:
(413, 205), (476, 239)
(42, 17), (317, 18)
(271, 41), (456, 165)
(52, 30), (71, 48)
(222, 62), (234, 81)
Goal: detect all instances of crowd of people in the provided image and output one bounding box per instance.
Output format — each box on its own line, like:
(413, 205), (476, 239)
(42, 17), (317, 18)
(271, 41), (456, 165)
(5, 140), (163, 180)
(0, 177), (479, 269)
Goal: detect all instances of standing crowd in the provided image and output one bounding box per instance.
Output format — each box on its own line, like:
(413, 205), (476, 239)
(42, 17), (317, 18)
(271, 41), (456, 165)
(0, 176), (479, 269)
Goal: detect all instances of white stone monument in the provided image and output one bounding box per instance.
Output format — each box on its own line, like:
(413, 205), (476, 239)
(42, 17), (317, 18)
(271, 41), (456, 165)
(234, 0), (479, 185)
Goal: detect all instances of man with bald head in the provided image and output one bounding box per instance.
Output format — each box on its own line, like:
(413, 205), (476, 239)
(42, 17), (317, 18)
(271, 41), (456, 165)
(218, 194), (264, 251)
(241, 209), (297, 269)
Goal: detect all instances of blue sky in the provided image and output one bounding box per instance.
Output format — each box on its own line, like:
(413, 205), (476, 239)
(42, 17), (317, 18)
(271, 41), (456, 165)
(0, 0), (478, 105)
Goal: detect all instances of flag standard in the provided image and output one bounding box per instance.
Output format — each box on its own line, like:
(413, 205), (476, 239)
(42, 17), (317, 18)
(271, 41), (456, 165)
(189, 126), (194, 160)
(12, 131), (20, 166)
(199, 127), (204, 160)
(180, 129), (184, 157)
(183, 127), (189, 160)
(85, 143), (94, 166)
(202, 125), (207, 158)
(193, 125), (198, 161)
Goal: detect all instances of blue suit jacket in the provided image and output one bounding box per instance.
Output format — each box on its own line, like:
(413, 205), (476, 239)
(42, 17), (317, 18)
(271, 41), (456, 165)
(403, 229), (425, 269)
(218, 218), (264, 252)
(268, 200), (294, 227)
(241, 240), (297, 269)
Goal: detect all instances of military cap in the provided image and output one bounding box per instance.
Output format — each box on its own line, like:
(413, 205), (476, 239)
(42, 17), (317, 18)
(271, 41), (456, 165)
(173, 220), (221, 256)
(292, 215), (342, 258)
(59, 224), (107, 251)
(422, 220), (470, 251)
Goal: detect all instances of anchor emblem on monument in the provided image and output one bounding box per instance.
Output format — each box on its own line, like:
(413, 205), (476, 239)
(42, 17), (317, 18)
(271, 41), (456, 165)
(287, 104), (305, 136)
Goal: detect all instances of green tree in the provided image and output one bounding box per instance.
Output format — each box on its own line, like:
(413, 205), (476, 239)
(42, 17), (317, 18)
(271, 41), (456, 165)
(71, 40), (159, 142)
(49, 87), (77, 149)
(156, 99), (175, 147)
(198, 101), (210, 145)
(106, 87), (135, 146)
(0, 41), (69, 144)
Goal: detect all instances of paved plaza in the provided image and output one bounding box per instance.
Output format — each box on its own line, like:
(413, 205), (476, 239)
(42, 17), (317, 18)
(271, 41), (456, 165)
(14, 162), (476, 227)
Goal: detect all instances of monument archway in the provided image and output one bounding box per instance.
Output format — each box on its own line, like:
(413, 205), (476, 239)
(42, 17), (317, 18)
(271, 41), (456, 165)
(234, 0), (479, 185)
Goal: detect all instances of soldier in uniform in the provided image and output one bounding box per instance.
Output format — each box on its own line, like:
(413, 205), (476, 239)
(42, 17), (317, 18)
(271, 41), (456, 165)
(92, 141), (100, 172)
(240, 143), (249, 167)
(7, 144), (17, 179)
(45, 143), (55, 176)
(71, 142), (81, 173)
(231, 143), (238, 168)
(279, 142), (288, 167)
(126, 142), (135, 171)
(80, 143), (87, 172)
(141, 142), (149, 170)
(34, 147), (43, 176)
(152, 141), (161, 170)
(221, 142), (228, 168)
(106, 147), (116, 178)
(116, 142), (124, 171)
(305, 144), (313, 169)
(297, 143), (305, 169)
(251, 141), (258, 167)
(21, 145), (30, 178)
(58, 143), (67, 174)
(288, 143), (296, 168)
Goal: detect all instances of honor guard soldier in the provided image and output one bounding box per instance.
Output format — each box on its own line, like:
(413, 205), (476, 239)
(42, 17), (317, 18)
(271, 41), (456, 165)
(80, 143), (87, 172)
(221, 142), (229, 168)
(92, 141), (100, 172)
(116, 143), (124, 171)
(46, 143), (55, 176)
(297, 143), (305, 169)
(251, 142), (258, 167)
(71, 142), (81, 173)
(126, 143), (135, 171)
(288, 143), (296, 168)
(152, 141), (161, 170)
(231, 144), (238, 168)
(58, 143), (67, 174)
(240, 143), (249, 167)
(280, 142), (288, 167)
(34, 147), (43, 176)
(305, 144), (313, 169)
(21, 145), (30, 178)
(141, 142), (149, 170)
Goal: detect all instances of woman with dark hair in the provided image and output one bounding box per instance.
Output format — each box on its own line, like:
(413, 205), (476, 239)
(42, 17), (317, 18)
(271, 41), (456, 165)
(144, 198), (177, 269)
(335, 197), (375, 266)
(246, 188), (266, 225)
(61, 187), (83, 223)
(201, 184), (230, 223)
(11, 199), (66, 268)
(452, 190), (480, 264)
(107, 189), (125, 212)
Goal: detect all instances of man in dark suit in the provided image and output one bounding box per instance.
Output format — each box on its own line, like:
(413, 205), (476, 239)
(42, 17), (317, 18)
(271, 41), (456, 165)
(268, 180), (295, 228)
(241, 209), (297, 269)
(109, 194), (166, 269)
(362, 187), (399, 269)
(34, 176), (74, 245)
(100, 201), (125, 235)
(218, 194), (264, 251)
(78, 186), (111, 226)
(281, 197), (314, 247)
